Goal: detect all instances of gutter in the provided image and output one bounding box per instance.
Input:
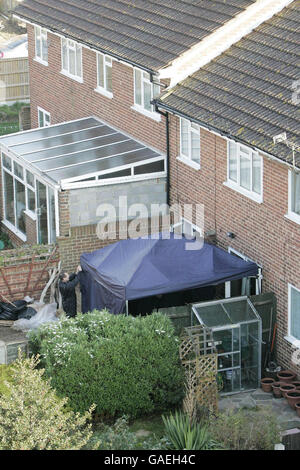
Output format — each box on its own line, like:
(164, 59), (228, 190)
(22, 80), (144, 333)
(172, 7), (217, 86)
(154, 99), (300, 172)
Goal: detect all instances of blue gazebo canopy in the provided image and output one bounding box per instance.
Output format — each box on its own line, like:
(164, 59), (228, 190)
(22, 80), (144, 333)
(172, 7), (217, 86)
(80, 233), (258, 314)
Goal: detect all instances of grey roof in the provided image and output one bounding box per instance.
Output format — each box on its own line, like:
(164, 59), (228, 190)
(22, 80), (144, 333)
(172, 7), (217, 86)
(157, 1), (300, 167)
(15, 0), (256, 71)
(0, 117), (165, 185)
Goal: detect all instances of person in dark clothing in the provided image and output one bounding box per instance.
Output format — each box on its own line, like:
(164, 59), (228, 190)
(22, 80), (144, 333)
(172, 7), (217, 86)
(59, 265), (82, 318)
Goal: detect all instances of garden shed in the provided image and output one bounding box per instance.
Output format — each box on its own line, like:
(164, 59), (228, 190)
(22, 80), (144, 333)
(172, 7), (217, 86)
(79, 233), (259, 315)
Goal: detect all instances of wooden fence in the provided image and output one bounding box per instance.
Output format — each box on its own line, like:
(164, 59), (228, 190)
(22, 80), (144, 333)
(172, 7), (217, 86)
(0, 57), (29, 104)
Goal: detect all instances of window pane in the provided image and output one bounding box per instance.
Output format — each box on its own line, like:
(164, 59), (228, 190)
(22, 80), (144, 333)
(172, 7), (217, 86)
(2, 153), (12, 171)
(35, 27), (41, 58)
(191, 130), (200, 165)
(105, 62), (112, 92)
(134, 69), (142, 106)
(97, 54), (104, 87)
(180, 119), (189, 157)
(27, 187), (35, 212)
(292, 172), (300, 215)
(15, 180), (26, 233)
(14, 161), (23, 180)
(44, 113), (50, 126)
(291, 286), (300, 340)
(240, 154), (251, 190)
(69, 47), (76, 75)
(62, 38), (68, 70)
(41, 30), (48, 62)
(143, 80), (152, 111)
(48, 187), (56, 243)
(229, 141), (238, 182)
(4, 171), (14, 224)
(76, 44), (82, 77)
(252, 153), (261, 194)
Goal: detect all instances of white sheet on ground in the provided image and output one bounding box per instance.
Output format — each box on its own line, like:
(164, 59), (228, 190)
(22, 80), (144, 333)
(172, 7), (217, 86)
(12, 302), (58, 332)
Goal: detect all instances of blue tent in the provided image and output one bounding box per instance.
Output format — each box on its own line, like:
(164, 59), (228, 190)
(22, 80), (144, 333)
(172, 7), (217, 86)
(80, 233), (258, 314)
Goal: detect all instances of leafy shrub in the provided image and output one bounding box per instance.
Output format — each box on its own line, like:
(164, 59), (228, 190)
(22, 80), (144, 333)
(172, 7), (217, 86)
(209, 408), (281, 450)
(86, 416), (166, 450)
(0, 364), (14, 396)
(28, 311), (184, 418)
(162, 410), (219, 450)
(0, 354), (94, 450)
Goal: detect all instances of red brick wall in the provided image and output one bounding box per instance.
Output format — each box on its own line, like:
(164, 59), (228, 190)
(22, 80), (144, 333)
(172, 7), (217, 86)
(27, 25), (167, 154)
(168, 116), (300, 374)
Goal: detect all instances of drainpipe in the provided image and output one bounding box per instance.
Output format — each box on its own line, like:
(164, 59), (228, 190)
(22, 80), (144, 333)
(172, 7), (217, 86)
(154, 103), (170, 207)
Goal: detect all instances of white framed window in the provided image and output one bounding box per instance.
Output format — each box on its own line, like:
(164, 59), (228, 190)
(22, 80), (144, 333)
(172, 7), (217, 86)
(133, 68), (160, 120)
(287, 170), (300, 224)
(287, 284), (300, 344)
(225, 140), (263, 203)
(35, 25), (48, 64)
(225, 248), (262, 298)
(178, 118), (201, 169)
(95, 52), (113, 98)
(61, 37), (82, 81)
(38, 107), (51, 127)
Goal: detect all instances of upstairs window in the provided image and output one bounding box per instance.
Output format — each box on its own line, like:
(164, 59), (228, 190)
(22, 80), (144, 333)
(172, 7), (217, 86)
(35, 26), (48, 64)
(96, 52), (112, 97)
(133, 68), (160, 118)
(288, 170), (300, 223)
(179, 118), (201, 169)
(61, 38), (82, 81)
(227, 140), (262, 202)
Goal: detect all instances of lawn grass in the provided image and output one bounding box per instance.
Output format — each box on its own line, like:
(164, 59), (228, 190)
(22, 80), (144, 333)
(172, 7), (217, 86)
(129, 412), (165, 440)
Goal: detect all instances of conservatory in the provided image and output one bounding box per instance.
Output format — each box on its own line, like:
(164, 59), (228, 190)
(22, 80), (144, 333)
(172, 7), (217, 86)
(191, 296), (262, 395)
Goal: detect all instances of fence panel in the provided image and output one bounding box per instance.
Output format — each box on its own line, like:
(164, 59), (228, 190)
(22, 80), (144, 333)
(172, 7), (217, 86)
(0, 57), (29, 104)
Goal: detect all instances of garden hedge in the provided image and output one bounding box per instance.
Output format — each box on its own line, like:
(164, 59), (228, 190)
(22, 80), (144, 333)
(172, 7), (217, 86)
(29, 311), (184, 418)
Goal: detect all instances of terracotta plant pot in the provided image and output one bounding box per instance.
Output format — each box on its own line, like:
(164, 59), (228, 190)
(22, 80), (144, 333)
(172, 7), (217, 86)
(295, 403), (300, 418)
(277, 370), (297, 383)
(286, 391), (300, 410)
(291, 381), (300, 388)
(280, 383), (296, 398)
(261, 377), (275, 393)
(272, 381), (283, 398)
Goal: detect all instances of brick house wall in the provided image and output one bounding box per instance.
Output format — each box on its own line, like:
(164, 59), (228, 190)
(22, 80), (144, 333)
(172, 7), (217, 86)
(168, 118), (300, 374)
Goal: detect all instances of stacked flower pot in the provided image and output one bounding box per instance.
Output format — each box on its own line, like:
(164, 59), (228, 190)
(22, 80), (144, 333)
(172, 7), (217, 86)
(261, 371), (300, 417)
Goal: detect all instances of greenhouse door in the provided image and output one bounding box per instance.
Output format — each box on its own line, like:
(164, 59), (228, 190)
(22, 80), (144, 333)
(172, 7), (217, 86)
(36, 181), (48, 244)
(215, 326), (242, 394)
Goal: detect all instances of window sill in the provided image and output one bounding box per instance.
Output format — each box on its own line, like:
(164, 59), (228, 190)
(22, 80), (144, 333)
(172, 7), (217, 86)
(1, 220), (27, 242)
(60, 70), (83, 84)
(24, 210), (37, 221)
(34, 57), (48, 66)
(223, 181), (263, 204)
(176, 155), (200, 171)
(285, 212), (300, 226)
(131, 105), (161, 122)
(284, 335), (300, 349)
(94, 87), (113, 99)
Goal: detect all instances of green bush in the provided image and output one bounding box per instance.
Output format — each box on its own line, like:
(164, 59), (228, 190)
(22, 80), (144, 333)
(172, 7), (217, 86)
(28, 311), (184, 418)
(208, 408), (281, 450)
(162, 410), (219, 450)
(0, 354), (94, 450)
(0, 364), (14, 396)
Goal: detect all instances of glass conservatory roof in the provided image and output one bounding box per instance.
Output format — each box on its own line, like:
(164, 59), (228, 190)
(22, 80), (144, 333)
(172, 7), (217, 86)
(192, 297), (260, 328)
(0, 117), (165, 187)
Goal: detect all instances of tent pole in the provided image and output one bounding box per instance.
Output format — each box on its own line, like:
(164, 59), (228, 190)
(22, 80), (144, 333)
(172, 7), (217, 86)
(126, 300), (129, 316)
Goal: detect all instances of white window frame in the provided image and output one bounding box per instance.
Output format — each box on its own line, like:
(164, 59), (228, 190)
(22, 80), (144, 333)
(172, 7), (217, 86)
(38, 107), (51, 128)
(224, 140), (263, 203)
(132, 68), (161, 121)
(177, 118), (201, 170)
(286, 169), (300, 225)
(61, 37), (83, 82)
(225, 248), (262, 298)
(34, 25), (48, 65)
(286, 284), (300, 347)
(1, 152), (59, 244)
(95, 52), (113, 99)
